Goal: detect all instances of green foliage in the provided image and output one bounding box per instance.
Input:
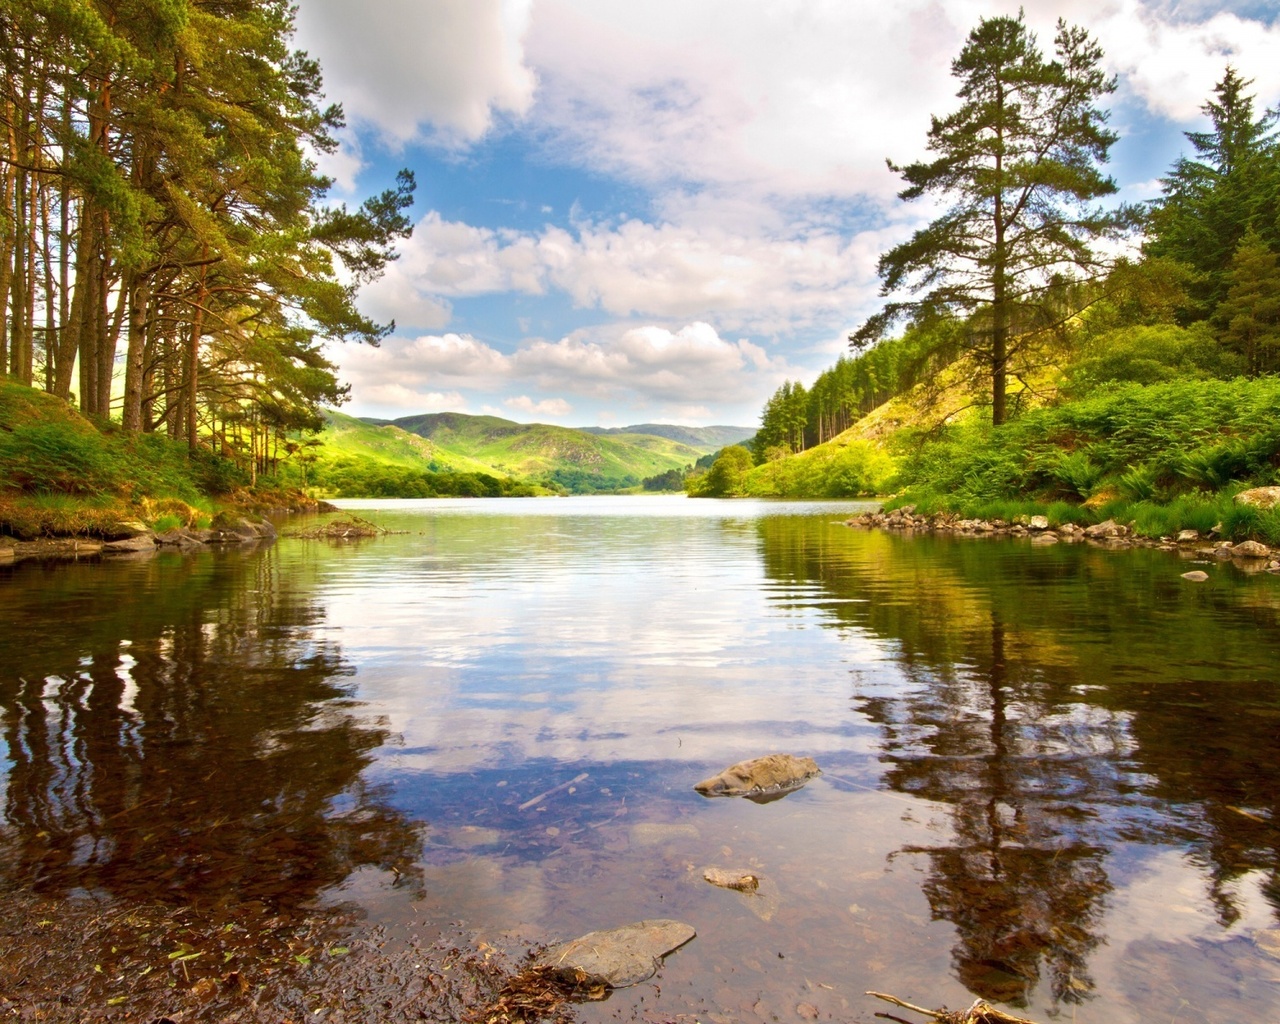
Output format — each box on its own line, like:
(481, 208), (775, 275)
(688, 446), (756, 497)
(642, 467), (688, 491)
(312, 458), (536, 498)
(890, 376), (1280, 519)
(1061, 323), (1238, 393)
(1049, 451), (1104, 500)
(742, 440), (895, 498)
(1115, 464), (1159, 502)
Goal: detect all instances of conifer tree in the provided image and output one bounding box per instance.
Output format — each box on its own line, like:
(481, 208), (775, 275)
(1214, 227), (1280, 375)
(852, 13), (1133, 425)
(1145, 67), (1280, 314)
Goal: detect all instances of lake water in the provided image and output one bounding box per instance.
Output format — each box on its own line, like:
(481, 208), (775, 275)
(3, 495), (1280, 1022)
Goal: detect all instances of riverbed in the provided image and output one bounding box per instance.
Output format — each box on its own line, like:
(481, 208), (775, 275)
(2, 495), (1279, 1022)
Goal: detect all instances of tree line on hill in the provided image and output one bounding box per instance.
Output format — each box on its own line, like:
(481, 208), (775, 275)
(751, 14), (1280, 474)
(0, 0), (412, 484)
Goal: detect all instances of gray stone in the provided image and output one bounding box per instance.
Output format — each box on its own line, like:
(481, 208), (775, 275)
(535, 919), (696, 988)
(1084, 519), (1123, 539)
(694, 754), (821, 802)
(1028, 515), (1049, 531)
(155, 528), (207, 549)
(1176, 529), (1200, 544)
(1231, 540), (1271, 559)
(1181, 570), (1210, 582)
(103, 533), (156, 553)
(1234, 487), (1280, 510)
(105, 518), (152, 540)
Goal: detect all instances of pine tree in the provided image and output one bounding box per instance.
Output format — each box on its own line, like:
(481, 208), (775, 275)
(852, 14), (1134, 425)
(1145, 67), (1280, 315)
(1214, 227), (1280, 375)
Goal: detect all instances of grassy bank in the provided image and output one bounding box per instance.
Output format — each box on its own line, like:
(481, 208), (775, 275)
(0, 379), (313, 539)
(698, 372), (1280, 543)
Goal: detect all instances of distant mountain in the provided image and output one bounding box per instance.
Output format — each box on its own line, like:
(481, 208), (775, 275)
(342, 410), (705, 491)
(579, 423), (756, 452)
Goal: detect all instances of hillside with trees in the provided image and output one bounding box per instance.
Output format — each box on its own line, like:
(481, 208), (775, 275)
(0, 0), (412, 498)
(691, 16), (1280, 541)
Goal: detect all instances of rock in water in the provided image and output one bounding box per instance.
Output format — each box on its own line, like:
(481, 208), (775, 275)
(535, 919), (696, 988)
(1181, 570), (1210, 582)
(694, 754), (821, 802)
(703, 867), (760, 892)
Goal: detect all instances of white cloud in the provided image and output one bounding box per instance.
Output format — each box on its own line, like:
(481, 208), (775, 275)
(293, 0), (537, 146)
(354, 384), (467, 412)
(329, 322), (797, 422)
(360, 210), (893, 335)
(505, 395), (572, 417)
(1099, 5), (1280, 122)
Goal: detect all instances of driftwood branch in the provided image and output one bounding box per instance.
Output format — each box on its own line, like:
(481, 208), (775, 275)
(519, 773), (589, 812)
(867, 992), (1041, 1024)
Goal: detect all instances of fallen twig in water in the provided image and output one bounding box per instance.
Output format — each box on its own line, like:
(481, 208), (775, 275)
(868, 991), (1043, 1024)
(519, 772), (589, 812)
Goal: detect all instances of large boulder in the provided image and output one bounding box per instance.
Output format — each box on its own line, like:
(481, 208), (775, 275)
(1084, 519), (1124, 539)
(1232, 539), (1272, 559)
(694, 754), (821, 802)
(1235, 487), (1280, 510)
(534, 919), (695, 988)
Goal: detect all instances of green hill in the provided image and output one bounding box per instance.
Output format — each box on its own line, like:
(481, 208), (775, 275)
(579, 423), (755, 452)
(302, 409), (706, 495)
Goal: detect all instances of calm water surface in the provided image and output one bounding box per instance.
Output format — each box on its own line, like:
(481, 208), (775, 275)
(3, 495), (1280, 1022)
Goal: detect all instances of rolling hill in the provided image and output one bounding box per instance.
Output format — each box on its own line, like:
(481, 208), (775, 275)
(300, 409), (715, 494)
(579, 423), (755, 452)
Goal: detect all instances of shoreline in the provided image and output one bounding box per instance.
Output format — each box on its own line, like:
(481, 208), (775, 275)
(844, 505), (1280, 570)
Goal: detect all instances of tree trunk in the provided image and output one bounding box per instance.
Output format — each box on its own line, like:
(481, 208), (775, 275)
(121, 271), (149, 432)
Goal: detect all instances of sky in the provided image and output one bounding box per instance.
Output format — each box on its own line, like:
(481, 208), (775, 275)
(291, 0), (1280, 429)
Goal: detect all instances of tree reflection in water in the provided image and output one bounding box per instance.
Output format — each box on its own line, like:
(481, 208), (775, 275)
(0, 548), (423, 912)
(859, 611), (1111, 1006)
(755, 517), (1280, 1011)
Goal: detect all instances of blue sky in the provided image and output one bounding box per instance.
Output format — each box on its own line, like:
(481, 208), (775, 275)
(292, 0), (1280, 429)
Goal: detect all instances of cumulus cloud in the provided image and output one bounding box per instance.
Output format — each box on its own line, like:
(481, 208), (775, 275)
(505, 395), (572, 417)
(293, 0), (536, 145)
(358, 210), (893, 335)
(530, 1), (1277, 198)
(328, 322), (796, 422)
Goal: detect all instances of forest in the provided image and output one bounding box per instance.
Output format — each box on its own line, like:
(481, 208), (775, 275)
(0, 0), (412, 486)
(699, 15), (1280, 537)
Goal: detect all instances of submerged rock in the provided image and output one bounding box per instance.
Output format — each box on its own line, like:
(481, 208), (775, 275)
(535, 919), (695, 988)
(694, 754), (821, 802)
(702, 867), (760, 892)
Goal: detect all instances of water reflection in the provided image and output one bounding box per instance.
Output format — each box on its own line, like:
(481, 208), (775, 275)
(755, 518), (1280, 1010)
(0, 548), (423, 911)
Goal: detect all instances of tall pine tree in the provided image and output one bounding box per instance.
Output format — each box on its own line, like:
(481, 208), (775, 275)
(852, 14), (1133, 425)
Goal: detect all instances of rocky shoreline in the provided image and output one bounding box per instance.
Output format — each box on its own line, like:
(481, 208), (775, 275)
(0, 493), (340, 565)
(0, 512), (285, 564)
(845, 501), (1280, 572)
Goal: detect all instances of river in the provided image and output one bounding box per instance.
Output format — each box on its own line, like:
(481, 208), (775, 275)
(2, 495), (1279, 1022)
